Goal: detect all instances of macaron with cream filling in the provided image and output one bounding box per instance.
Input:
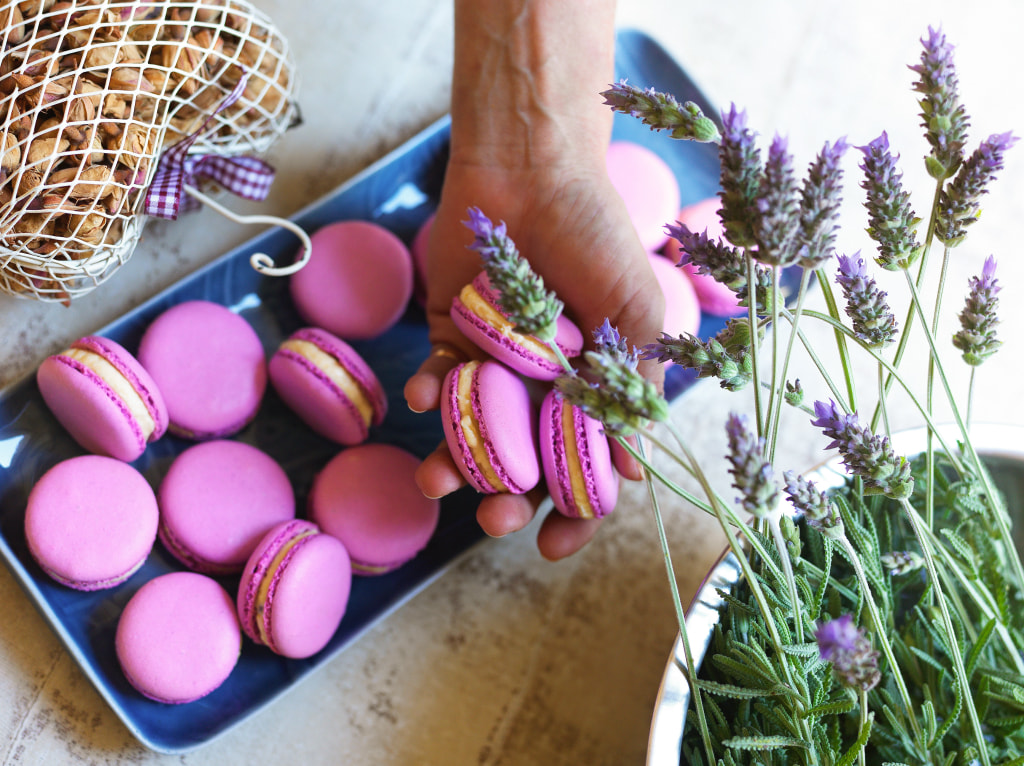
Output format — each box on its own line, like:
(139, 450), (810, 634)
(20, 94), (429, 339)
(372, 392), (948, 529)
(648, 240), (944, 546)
(440, 359), (540, 495)
(451, 271), (583, 381)
(36, 335), (168, 462)
(269, 327), (387, 445)
(236, 519), (352, 659)
(539, 390), (620, 519)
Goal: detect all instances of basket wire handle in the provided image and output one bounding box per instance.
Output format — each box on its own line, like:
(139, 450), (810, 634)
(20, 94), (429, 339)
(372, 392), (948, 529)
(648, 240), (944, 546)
(184, 185), (312, 276)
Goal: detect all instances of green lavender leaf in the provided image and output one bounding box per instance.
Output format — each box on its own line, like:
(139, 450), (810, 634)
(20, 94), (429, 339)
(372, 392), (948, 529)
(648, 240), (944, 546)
(721, 735), (809, 751)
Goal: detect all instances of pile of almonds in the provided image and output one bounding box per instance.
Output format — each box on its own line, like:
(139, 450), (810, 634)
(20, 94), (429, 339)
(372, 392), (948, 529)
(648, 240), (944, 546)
(0, 0), (299, 302)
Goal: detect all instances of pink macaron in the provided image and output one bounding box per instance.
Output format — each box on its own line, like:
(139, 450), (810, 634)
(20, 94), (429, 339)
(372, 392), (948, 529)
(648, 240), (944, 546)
(289, 220), (414, 340)
(308, 443), (440, 575)
(116, 571), (241, 704)
(236, 519), (352, 659)
(268, 327), (387, 446)
(36, 335), (168, 462)
(539, 390), (620, 519)
(441, 359), (540, 495)
(663, 197), (745, 317)
(137, 300), (267, 440)
(451, 271), (583, 381)
(606, 140), (681, 253)
(648, 253), (701, 342)
(157, 440), (297, 575)
(24, 455), (158, 590)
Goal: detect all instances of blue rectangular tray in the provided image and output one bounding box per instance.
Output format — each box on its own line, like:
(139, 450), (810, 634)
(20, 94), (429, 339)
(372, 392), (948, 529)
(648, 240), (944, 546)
(0, 29), (722, 753)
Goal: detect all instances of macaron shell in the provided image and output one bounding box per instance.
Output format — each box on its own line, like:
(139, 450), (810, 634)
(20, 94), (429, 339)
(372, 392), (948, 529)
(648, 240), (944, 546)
(237, 520), (352, 660)
(269, 327), (387, 445)
(450, 272), (583, 381)
(25, 455), (158, 589)
(663, 197), (745, 317)
(540, 391), (619, 519)
(648, 253), (701, 341)
(137, 300), (267, 440)
(308, 443), (440, 574)
(441, 360), (540, 495)
(289, 220), (414, 340)
(116, 572), (241, 704)
(36, 336), (167, 462)
(158, 440), (296, 574)
(606, 140), (681, 253)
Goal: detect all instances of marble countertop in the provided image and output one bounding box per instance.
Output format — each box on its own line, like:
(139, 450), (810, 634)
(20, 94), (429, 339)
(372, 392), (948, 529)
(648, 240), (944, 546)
(4, 1), (1024, 763)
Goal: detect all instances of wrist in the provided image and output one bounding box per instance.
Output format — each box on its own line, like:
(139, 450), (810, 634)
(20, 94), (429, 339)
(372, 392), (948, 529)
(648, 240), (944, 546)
(450, 0), (617, 171)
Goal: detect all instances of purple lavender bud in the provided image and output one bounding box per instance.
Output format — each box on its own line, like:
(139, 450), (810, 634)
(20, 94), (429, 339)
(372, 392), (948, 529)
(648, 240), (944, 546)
(880, 550), (925, 576)
(643, 319), (756, 391)
(953, 255), (1002, 366)
(725, 413), (779, 519)
(909, 26), (970, 180)
(783, 470), (842, 534)
(664, 222), (777, 313)
(717, 104), (762, 248)
(462, 207), (562, 340)
(601, 80), (720, 142)
(752, 134), (801, 267)
(815, 614), (881, 692)
(592, 318), (637, 369)
(858, 132), (922, 270)
(811, 400), (913, 500)
(835, 253), (899, 347)
(796, 138), (849, 270)
(935, 132), (1018, 246)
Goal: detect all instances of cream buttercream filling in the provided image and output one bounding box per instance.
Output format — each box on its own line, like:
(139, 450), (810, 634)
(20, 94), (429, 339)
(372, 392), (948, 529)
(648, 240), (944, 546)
(65, 347), (155, 438)
(283, 338), (373, 425)
(562, 404), (594, 519)
(457, 362), (503, 492)
(254, 527), (318, 645)
(459, 284), (557, 362)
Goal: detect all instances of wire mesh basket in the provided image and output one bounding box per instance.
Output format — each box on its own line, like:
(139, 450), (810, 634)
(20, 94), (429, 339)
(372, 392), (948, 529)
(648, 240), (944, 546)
(0, 0), (300, 302)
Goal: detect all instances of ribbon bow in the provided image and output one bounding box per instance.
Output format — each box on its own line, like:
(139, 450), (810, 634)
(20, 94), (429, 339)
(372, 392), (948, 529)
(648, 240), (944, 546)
(145, 75), (275, 220)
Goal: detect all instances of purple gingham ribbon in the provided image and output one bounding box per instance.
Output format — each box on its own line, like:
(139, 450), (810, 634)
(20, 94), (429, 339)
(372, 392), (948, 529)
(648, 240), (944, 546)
(145, 75), (275, 220)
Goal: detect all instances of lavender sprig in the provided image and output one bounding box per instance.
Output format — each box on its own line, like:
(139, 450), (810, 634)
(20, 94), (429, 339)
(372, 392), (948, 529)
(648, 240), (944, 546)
(935, 132), (1018, 246)
(643, 318), (756, 391)
(752, 134), (801, 267)
(815, 614), (881, 692)
(953, 255), (1002, 366)
(783, 470), (842, 535)
(463, 207), (562, 341)
(858, 132), (922, 271)
(880, 550), (925, 576)
(664, 222), (776, 312)
(555, 321), (667, 437)
(795, 138), (849, 269)
(811, 400), (914, 499)
(726, 413), (779, 518)
(717, 105), (762, 249)
(601, 80), (720, 142)
(835, 253), (899, 347)
(910, 26), (970, 180)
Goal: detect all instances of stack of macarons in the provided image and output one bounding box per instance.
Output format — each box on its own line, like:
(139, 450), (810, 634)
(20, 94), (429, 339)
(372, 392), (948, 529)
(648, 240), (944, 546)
(26, 214), (443, 704)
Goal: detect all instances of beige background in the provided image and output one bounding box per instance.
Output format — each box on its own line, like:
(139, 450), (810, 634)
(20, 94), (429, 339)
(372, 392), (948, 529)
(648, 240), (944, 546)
(3, 0), (1024, 763)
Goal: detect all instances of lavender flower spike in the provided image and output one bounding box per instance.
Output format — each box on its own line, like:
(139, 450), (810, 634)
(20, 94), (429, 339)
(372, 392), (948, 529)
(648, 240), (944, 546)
(555, 321), (667, 437)
(783, 470), (842, 536)
(796, 137), (849, 270)
(858, 132), (922, 271)
(935, 132), (1019, 246)
(717, 104), (762, 249)
(463, 207), (563, 341)
(815, 614), (881, 692)
(725, 413), (779, 519)
(601, 80), (720, 142)
(910, 26), (970, 180)
(835, 253), (899, 347)
(953, 255), (1002, 366)
(752, 133), (800, 267)
(811, 400), (913, 499)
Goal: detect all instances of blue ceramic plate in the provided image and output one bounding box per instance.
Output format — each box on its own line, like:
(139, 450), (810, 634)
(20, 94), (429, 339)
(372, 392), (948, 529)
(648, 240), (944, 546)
(0, 29), (723, 753)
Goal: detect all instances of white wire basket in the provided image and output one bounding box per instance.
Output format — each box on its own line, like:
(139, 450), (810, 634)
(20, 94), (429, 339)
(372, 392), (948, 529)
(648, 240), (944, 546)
(0, 0), (301, 302)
